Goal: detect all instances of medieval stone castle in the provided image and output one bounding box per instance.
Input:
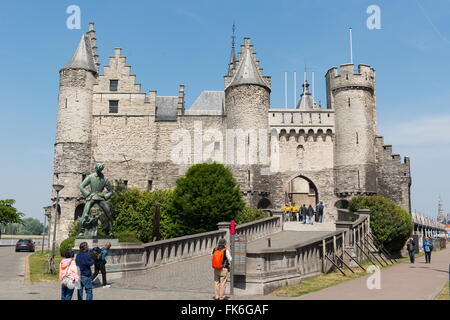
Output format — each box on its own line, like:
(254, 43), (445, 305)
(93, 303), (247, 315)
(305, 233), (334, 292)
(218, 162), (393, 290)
(50, 22), (411, 242)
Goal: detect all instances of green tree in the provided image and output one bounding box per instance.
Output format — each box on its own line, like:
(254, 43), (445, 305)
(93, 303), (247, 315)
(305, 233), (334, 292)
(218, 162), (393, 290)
(0, 200), (24, 237)
(349, 195), (413, 253)
(0, 199), (24, 225)
(170, 163), (245, 237)
(235, 207), (267, 225)
(21, 218), (44, 235)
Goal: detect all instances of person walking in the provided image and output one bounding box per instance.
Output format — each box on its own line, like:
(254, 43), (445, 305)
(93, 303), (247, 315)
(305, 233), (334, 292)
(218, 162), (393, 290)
(316, 202), (324, 223)
(76, 241), (95, 300)
(301, 204), (307, 224)
(307, 205), (315, 225)
(282, 204), (290, 222)
(91, 242), (111, 288)
(406, 237), (416, 264)
(422, 237), (433, 264)
(211, 238), (232, 300)
(59, 249), (80, 300)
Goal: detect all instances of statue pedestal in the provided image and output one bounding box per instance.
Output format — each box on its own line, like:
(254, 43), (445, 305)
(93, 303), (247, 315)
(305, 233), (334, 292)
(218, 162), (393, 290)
(74, 237), (120, 249)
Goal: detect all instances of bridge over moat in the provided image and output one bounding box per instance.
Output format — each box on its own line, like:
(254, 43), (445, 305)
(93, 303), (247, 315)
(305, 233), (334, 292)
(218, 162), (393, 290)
(94, 210), (446, 296)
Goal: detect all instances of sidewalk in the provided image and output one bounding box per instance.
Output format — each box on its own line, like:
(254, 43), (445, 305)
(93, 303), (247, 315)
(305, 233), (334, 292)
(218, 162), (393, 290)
(295, 247), (450, 300)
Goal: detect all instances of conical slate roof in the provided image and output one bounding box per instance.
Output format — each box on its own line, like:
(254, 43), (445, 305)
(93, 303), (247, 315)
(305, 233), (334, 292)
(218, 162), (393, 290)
(62, 34), (97, 73)
(226, 39), (269, 90)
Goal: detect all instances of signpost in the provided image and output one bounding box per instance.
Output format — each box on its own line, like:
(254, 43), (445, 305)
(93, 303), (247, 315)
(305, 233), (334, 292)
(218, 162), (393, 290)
(230, 220), (236, 295)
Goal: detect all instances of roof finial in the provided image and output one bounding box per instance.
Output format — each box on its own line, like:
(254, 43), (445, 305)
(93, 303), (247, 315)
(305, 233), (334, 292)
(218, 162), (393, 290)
(228, 22), (237, 74)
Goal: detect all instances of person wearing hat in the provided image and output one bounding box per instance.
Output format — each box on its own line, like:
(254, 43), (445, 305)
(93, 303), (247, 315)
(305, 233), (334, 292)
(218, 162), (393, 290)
(211, 238), (233, 300)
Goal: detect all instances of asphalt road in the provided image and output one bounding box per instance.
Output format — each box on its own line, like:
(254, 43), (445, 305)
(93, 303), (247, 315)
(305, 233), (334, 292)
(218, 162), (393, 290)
(0, 246), (29, 286)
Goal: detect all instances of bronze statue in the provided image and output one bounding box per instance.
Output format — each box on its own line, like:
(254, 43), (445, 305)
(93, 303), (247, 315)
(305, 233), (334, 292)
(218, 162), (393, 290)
(78, 162), (114, 238)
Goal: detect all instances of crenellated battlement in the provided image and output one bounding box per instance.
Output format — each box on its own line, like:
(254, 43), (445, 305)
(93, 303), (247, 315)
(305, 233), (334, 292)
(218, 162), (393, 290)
(326, 64), (375, 94)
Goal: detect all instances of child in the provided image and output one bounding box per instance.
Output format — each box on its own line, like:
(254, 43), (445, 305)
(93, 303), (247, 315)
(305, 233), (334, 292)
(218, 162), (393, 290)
(59, 249), (80, 300)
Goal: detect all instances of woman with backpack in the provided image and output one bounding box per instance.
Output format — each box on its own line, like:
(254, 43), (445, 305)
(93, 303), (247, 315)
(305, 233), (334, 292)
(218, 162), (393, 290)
(59, 249), (80, 300)
(211, 238), (232, 300)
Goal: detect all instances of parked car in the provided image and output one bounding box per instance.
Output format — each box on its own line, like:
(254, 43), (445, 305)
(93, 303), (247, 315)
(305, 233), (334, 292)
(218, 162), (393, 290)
(15, 239), (35, 252)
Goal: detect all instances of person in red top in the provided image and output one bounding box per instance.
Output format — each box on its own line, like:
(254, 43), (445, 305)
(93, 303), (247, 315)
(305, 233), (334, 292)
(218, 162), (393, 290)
(211, 238), (233, 300)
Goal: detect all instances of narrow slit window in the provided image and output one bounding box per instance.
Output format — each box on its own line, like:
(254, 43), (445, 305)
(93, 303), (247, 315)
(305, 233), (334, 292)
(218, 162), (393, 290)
(147, 180), (153, 191)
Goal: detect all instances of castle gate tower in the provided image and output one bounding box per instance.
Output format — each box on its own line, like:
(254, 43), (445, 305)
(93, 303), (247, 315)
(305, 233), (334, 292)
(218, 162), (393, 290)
(326, 64), (377, 197)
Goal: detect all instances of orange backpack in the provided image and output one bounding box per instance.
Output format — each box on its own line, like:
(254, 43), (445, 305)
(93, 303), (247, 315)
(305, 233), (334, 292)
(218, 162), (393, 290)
(212, 247), (226, 270)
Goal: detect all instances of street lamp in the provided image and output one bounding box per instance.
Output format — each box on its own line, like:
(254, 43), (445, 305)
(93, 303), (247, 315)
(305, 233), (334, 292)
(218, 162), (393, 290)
(51, 184), (64, 261)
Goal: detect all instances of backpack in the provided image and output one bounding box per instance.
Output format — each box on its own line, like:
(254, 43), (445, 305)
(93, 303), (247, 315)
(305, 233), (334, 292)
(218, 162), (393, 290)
(212, 247), (227, 270)
(91, 247), (102, 262)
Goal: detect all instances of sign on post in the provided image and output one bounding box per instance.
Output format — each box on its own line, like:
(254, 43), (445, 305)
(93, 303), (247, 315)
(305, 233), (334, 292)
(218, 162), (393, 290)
(233, 234), (247, 276)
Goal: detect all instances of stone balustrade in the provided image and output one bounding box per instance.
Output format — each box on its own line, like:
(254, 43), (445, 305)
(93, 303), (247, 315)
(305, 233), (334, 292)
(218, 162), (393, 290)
(236, 230), (345, 295)
(142, 229), (226, 268)
(235, 216), (282, 242)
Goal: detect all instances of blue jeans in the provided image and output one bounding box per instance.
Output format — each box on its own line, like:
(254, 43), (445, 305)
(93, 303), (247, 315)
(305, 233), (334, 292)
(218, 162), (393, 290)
(408, 250), (415, 263)
(77, 276), (93, 300)
(302, 214), (306, 224)
(309, 216), (313, 224)
(61, 285), (74, 300)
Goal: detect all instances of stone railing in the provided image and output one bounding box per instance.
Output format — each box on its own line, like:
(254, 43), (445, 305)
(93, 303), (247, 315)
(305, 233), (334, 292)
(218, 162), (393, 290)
(335, 209), (371, 262)
(142, 229), (226, 269)
(235, 216), (282, 242)
(239, 230), (345, 295)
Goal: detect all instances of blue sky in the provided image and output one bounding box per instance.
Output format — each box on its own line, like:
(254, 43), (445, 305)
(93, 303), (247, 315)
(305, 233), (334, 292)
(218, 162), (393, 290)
(1, 0), (450, 222)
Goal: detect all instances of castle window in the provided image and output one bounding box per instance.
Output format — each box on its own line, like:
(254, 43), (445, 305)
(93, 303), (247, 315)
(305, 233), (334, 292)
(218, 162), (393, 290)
(110, 80), (118, 91)
(214, 141), (220, 151)
(147, 180), (153, 191)
(281, 113), (285, 124)
(348, 97), (351, 107)
(109, 100), (119, 113)
(290, 113), (294, 123)
(123, 180), (128, 188)
(356, 132), (359, 144)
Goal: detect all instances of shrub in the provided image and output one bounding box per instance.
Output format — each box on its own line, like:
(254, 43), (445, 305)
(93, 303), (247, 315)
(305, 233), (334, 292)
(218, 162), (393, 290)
(235, 207), (267, 225)
(110, 188), (175, 243)
(59, 236), (75, 257)
(349, 195), (413, 253)
(115, 231), (142, 243)
(170, 163), (245, 237)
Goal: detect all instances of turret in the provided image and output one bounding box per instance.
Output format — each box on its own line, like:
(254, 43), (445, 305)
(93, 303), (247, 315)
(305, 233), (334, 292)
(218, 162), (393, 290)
(52, 30), (98, 244)
(223, 37), (272, 207)
(225, 37), (271, 131)
(326, 64), (377, 196)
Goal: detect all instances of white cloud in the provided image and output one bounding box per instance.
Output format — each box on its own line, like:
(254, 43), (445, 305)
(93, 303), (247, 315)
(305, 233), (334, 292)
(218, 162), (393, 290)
(379, 114), (450, 146)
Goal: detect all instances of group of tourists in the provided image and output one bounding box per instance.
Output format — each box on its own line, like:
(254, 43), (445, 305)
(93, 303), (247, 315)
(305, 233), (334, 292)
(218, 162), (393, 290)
(59, 241), (112, 300)
(282, 202), (325, 224)
(406, 237), (434, 264)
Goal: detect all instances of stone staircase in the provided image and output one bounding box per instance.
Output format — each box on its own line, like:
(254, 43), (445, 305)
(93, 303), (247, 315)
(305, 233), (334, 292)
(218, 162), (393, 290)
(283, 221), (336, 232)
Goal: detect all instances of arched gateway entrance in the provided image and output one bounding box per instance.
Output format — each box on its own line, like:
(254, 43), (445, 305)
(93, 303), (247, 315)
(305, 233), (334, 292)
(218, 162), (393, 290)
(285, 176), (318, 207)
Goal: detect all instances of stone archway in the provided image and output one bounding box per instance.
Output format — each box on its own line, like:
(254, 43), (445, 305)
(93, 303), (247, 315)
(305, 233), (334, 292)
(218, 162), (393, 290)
(74, 203), (85, 220)
(286, 175), (318, 207)
(257, 197), (271, 209)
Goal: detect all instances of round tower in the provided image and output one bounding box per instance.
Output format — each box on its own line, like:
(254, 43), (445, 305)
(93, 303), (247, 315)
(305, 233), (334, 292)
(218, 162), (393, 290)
(52, 32), (98, 244)
(325, 64), (377, 196)
(224, 37), (272, 207)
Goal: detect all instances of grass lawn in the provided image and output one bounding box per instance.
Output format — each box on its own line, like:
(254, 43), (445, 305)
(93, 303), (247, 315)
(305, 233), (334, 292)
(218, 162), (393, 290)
(270, 253), (421, 297)
(435, 280), (449, 300)
(28, 251), (63, 283)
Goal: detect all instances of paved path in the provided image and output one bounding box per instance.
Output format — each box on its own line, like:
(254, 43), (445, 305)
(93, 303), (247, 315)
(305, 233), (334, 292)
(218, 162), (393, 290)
(0, 246), (29, 285)
(296, 247), (450, 300)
